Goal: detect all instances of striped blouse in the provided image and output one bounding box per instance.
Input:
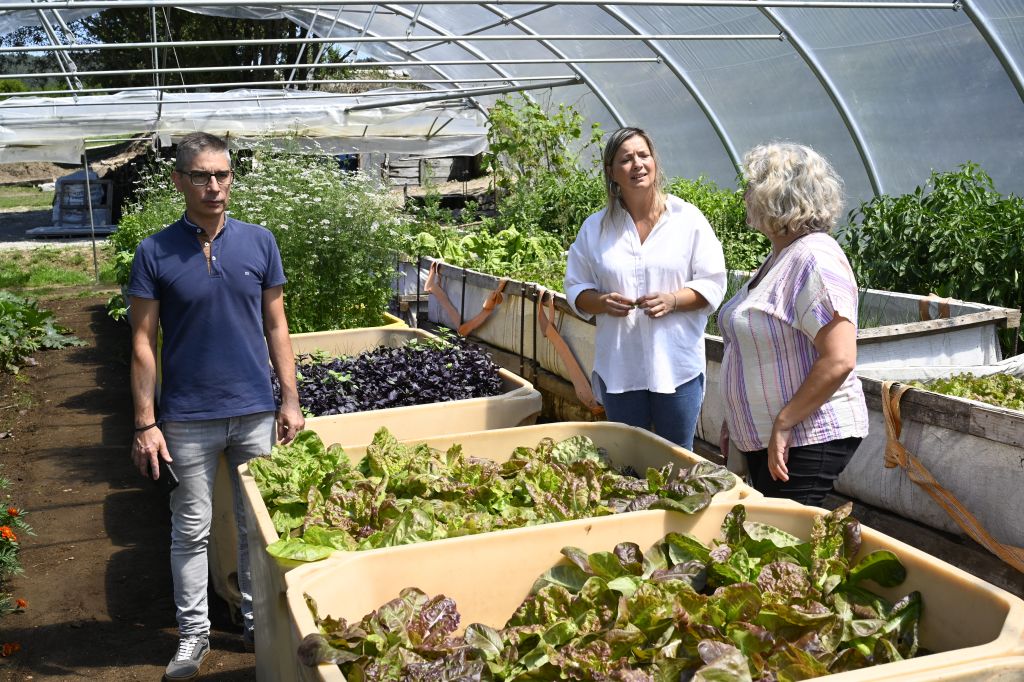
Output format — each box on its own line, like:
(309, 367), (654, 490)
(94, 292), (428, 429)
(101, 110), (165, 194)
(718, 232), (869, 452)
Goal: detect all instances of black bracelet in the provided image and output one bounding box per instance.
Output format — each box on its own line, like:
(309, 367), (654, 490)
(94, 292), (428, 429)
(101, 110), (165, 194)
(134, 422), (159, 432)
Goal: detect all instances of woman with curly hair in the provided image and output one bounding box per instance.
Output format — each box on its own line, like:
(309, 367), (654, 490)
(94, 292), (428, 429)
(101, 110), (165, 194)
(719, 142), (868, 505)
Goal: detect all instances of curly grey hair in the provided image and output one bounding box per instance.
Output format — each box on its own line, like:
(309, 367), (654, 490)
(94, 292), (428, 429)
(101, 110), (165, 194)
(742, 142), (844, 239)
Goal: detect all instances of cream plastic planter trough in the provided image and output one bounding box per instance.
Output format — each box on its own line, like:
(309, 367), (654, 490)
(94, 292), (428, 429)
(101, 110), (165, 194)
(241, 421), (758, 682)
(284, 498), (1024, 682)
(421, 259), (1021, 422)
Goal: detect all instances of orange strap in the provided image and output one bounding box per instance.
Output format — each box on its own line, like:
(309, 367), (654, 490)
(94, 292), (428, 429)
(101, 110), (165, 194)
(457, 278), (508, 337)
(424, 261), (462, 330)
(918, 293), (951, 321)
(536, 286), (604, 416)
(881, 381), (1024, 572)
(424, 262), (508, 337)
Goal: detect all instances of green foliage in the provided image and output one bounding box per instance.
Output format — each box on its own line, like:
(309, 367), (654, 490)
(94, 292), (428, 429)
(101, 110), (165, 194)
(485, 94), (605, 244)
(411, 99), (762, 296)
(909, 372), (1024, 412)
(252, 427), (734, 562)
(667, 176), (769, 272)
(0, 79), (28, 98)
(301, 502), (922, 679)
(109, 146), (407, 331)
(0, 245), (117, 290)
(844, 163), (1024, 344)
(409, 221), (567, 290)
(75, 9), (317, 88)
(0, 291), (85, 373)
(105, 155), (182, 286)
(0, 186), (52, 209)
(230, 146), (405, 331)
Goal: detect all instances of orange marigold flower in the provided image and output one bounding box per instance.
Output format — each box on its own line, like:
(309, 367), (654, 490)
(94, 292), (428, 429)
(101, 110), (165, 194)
(6, 507), (17, 517)
(15, 599), (27, 609)
(1, 642), (20, 657)
(0, 527), (15, 542)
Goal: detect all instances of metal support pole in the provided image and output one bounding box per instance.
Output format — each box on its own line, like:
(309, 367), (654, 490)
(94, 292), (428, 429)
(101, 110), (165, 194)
(459, 268), (467, 327)
(0, 75), (569, 99)
(82, 149), (100, 284)
(0, 32), (784, 54)
(0, 57), (660, 82)
(961, 0), (1024, 106)
(4, 1), (961, 10)
(344, 77), (580, 111)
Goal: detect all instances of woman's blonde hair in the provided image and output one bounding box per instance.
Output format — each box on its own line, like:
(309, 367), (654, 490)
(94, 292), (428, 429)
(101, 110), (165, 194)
(600, 127), (666, 231)
(742, 142), (844, 239)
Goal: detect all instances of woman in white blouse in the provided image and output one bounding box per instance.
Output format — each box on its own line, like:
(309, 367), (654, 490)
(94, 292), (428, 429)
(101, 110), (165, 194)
(564, 127), (727, 450)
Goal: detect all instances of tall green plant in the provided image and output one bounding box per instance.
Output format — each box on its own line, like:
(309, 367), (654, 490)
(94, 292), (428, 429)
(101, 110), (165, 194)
(844, 163), (1024, 343)
(667, 176), (768, 272)
(231, 147), (405, 332)
(485, 94), (605, 243)
(110, 145), (408, 331)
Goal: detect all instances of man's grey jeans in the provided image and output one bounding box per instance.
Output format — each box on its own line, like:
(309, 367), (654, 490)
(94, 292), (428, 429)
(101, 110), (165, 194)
(162, 412), (275, 637)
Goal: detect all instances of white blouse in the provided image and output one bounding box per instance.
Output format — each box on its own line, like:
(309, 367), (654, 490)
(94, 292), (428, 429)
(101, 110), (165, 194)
(564, 195), (727, 396)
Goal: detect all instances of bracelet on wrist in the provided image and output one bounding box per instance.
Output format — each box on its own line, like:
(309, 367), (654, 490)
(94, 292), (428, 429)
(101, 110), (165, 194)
(134, 422), (158, 433)
(669, 292), (677, 312)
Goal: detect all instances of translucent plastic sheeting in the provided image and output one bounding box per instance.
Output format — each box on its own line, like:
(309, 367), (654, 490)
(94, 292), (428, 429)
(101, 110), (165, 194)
(1, 0), (1022, 206)
(0, 88), (487, 164)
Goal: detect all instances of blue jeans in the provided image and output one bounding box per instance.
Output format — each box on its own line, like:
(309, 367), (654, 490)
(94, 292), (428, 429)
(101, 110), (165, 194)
(161, 412), (275, 637)
(598, 374), (705, 451)
(742, 437), (861, 507)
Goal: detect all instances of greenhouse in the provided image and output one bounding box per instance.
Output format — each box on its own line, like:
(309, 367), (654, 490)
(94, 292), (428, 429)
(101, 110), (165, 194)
(1, 0), (1023, 680)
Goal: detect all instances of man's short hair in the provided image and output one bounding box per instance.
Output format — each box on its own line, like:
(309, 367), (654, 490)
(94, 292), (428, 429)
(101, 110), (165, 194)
(175, 132), (231, 171)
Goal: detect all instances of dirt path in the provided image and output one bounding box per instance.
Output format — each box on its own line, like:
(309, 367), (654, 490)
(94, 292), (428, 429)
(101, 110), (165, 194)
(0, 293), (253, 681)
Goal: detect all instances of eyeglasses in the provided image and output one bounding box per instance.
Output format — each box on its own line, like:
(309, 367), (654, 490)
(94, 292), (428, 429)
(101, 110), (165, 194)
(179, 169), (234, 187)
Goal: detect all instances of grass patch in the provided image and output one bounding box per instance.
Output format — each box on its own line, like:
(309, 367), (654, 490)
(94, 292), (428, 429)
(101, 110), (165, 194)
(0, 186), (54, 210)
(0, 245), (117, 290)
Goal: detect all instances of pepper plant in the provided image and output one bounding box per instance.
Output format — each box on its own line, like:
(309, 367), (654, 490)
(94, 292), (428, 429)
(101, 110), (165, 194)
(844, 163), (1024, 347)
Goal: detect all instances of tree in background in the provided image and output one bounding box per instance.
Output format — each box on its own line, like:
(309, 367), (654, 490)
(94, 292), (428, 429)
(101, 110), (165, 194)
(0, 10), (363, 91)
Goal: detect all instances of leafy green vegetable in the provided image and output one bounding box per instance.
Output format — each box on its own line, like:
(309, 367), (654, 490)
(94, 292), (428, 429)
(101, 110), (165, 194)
(303, 503), (923, 681)
(251, 429), (736, 562)
(909, 372), (1024, 412)
(0, 291), (85, 373)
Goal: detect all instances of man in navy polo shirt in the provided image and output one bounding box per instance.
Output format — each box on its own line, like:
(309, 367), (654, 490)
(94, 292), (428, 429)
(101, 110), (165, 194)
(127, 132), (304, 680)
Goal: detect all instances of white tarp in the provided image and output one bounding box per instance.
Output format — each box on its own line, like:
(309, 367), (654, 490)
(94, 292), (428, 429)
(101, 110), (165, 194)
(0, 88), (488, 163)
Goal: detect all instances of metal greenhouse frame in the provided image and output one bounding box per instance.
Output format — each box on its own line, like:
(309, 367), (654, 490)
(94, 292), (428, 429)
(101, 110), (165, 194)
(1, 0), (1022, 207)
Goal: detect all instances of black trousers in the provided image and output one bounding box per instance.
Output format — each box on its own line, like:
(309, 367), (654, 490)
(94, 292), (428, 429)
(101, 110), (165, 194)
(742, 437), (862, 507)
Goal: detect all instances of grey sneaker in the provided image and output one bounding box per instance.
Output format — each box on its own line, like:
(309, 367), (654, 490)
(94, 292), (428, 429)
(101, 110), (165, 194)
(165, 634), (210, 680)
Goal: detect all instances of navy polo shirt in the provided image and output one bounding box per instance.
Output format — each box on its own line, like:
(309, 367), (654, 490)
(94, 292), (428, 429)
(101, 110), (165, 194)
(126, 214), (287, 421)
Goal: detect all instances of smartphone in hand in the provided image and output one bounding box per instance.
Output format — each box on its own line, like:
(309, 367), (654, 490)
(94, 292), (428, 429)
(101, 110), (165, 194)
(151, 458), (179, 494)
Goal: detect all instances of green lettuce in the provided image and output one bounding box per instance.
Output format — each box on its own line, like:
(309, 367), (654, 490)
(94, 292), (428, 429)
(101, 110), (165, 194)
(303, 503), (923, 681)
(252, 429), (737, 562)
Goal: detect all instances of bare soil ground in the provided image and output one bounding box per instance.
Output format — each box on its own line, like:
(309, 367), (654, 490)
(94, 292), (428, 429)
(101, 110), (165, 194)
(0, 293), (254, 681)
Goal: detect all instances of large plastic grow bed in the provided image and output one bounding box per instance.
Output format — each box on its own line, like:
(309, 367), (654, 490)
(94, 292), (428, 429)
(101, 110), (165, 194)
(241, 421), (757, 681)
(284, 498), (1024, 682)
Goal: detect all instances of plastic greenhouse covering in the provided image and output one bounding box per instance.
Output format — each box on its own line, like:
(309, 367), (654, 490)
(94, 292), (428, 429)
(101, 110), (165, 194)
(1, 0), (1023, 206)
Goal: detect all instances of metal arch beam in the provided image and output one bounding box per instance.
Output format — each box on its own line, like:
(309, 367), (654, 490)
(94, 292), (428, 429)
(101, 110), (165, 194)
(598, 4), (743, 173)
(278, 2), (523, 111)
(32, 9), (81, 95)
(378, 3), (549, 115)
(960, 0), (1024, 106)
(478, 3), (628, 127)
(407, 5), (554, 55)
(380, 4), (522, 81)
(758, 7), (883, 196)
